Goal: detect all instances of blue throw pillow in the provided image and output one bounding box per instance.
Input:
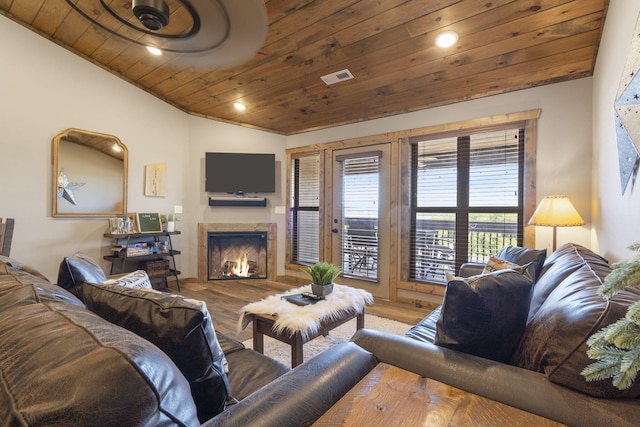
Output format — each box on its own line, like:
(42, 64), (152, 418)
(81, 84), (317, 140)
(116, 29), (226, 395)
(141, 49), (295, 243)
(497, 245), (547, 281)
(434, 263), (535, 363)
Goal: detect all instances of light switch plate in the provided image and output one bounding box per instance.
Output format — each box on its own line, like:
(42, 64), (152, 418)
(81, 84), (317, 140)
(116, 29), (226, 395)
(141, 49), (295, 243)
(174, 205), (183, 214)
(275, 206), (285, 214)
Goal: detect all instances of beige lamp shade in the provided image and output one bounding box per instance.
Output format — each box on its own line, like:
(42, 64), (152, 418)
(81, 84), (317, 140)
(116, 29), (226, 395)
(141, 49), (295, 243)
(528, 195), (585, 227)
(528, 195), (585, 251)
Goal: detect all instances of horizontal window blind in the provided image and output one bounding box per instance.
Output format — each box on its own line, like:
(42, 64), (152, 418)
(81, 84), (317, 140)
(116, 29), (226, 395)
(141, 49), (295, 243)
(468, 129), (520, 207)
(339, 154), (380, 280)
(289, 155), (320, 265)
(411, 127), (524, 283)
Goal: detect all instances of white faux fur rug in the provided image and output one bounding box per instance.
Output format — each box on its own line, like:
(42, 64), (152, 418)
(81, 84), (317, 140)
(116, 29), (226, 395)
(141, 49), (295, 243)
(242, 313), (410, 366)
(238, 284), (374, 340)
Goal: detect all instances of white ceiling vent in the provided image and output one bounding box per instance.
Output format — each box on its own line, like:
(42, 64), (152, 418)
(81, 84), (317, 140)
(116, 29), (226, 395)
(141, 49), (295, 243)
(321, 69), (355, 85)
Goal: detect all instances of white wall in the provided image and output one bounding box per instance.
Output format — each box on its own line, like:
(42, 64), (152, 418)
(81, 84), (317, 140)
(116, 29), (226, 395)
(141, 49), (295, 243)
(287, 79), (594, 255)
(0, 15), (189, 280)
(592, 0), (640, 261)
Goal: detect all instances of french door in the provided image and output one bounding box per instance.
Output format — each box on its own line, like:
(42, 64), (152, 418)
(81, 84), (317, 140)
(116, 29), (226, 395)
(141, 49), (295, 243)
(331, 144), (391, 299)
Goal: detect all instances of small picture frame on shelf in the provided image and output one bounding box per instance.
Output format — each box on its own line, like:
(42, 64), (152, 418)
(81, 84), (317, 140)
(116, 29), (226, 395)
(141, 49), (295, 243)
(136, 212), (163, 233)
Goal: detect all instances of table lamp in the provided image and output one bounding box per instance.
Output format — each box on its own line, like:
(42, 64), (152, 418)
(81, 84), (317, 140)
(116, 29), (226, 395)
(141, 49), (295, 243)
(528, 195), (585, 252)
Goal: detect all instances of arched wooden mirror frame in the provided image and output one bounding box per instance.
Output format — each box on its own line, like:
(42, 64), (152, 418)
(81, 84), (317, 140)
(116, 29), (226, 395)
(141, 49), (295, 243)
(52, 128), (128, 217)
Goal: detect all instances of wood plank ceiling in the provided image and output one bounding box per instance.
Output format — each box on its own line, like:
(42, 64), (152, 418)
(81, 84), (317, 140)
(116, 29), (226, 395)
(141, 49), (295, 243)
(1, 0), (609, 135)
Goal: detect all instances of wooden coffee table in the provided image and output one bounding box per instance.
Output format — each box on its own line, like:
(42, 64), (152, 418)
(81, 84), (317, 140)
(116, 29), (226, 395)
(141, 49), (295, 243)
(313, 363), (566, 426)
(247, 309), (364, 368)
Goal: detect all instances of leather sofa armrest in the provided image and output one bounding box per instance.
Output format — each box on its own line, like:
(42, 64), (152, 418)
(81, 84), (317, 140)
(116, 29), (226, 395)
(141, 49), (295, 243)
(204, 342), (377, 427)
(351, 329), (640, 427)
(459, 262), (484, 277)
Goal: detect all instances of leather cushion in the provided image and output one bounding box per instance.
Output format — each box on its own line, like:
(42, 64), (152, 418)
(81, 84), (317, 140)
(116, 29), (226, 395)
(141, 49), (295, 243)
(513, 262), (640, 398)
(83, 282), (231, 422)
(497, 245), (547, 280)
(527, 243), (609, 321)
(405, 305), (441, 343)
(225, 347), (291, 401)
(0, 279), (198, 426)
(3, 257), (83, 307)
(57, 253), (107, 300)
(434, 264), (535, 362)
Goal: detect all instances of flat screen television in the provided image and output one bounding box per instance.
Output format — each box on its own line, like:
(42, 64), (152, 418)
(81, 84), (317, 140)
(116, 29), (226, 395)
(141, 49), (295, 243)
(205, 152), (276, 193)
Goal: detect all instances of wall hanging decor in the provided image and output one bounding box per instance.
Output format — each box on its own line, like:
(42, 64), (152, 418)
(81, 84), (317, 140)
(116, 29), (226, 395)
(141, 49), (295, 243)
(614, 13), (640, 195)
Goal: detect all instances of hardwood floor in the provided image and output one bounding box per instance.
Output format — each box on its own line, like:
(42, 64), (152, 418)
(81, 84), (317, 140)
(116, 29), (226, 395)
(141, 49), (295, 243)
(170, 278), (437, 342)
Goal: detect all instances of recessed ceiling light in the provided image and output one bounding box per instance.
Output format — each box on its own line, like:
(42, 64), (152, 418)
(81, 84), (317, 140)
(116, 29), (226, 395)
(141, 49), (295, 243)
(146, 46), (162, 56)
(234, 102), (247, 111)
(435, 31), (459, 48)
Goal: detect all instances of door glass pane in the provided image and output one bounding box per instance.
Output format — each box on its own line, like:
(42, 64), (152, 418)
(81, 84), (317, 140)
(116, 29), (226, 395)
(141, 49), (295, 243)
(340, 156), (379, 280)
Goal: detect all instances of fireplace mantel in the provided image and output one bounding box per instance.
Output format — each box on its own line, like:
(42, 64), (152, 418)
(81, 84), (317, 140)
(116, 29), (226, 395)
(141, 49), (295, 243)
(198, 223), (276, 282)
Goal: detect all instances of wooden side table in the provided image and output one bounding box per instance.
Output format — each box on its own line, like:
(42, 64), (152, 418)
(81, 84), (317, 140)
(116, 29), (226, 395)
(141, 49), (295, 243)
(248, 310), (364, 367)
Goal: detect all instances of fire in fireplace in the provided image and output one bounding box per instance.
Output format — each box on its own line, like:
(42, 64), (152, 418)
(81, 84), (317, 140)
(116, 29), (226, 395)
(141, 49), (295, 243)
(208, 232), (268, 280)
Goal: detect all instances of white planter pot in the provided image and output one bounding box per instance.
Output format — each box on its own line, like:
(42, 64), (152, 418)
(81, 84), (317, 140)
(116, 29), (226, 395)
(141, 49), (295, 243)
(166, 221), (175, 232)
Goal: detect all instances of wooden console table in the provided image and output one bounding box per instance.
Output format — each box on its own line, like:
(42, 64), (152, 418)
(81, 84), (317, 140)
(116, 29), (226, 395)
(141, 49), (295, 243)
(248, 310), (364, 368)
(312, 363), (565, 426)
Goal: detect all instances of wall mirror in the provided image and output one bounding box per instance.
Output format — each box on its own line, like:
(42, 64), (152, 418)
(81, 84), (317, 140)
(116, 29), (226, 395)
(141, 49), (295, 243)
(52, 128), (128, 217)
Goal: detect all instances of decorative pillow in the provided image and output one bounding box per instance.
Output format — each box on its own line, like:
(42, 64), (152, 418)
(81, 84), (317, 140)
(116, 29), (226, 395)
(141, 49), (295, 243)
(137, 287), (229, 374)
(482, 256), (521, 274)
(497, 245), (547, 281)
(57, 253), (107, 301)
(103, 270), (152, 289)
(82, 282), (231, 422)
(434, 263), (535, 363)
(445, 271), (461, 282)
(447, 258), (529, 282)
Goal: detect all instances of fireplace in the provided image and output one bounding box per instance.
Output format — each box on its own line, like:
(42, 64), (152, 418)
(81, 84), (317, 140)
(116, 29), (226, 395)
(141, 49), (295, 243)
(208, 232), (267, 280)
(198, 223), (277, 282)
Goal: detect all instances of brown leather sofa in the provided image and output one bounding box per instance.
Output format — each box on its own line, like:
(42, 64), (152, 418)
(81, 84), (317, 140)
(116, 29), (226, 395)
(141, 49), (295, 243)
(367, 243), (640, 426)
(4, 243), (640, 426)
(0, 255), (290, 426)
(206, 243), (640, 426)
(210, 244), (640, 427)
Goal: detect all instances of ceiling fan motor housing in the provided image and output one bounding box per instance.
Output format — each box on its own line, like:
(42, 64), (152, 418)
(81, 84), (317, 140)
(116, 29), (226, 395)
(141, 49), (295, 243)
(132, 0), (170, 31)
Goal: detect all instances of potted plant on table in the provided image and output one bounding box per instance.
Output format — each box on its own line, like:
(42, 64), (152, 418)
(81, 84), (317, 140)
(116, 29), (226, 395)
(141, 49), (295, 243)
(304, 261), (342, 297)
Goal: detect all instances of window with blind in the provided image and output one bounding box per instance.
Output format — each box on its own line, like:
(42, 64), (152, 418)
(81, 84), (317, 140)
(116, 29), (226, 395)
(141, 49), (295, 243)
(410, 127), (524, 283)
(289, 155), (320, 265)
(337, 153), (381, 281)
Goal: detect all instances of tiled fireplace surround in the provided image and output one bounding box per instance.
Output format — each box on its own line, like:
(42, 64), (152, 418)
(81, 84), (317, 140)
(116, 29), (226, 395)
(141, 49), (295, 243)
(198, 223), (277, 282)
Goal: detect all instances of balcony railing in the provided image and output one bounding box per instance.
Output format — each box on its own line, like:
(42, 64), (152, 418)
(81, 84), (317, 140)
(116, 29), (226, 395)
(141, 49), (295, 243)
(338, 217), (519, 283)
(411, 219), (518, 283)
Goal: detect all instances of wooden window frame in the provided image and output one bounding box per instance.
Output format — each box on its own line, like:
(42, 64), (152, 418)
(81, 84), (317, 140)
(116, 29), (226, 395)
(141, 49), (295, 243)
(286, 110), (539, 301)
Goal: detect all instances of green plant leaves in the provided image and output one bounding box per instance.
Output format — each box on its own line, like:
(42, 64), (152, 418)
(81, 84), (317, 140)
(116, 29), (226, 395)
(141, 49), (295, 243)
(303, 262), (342, 286)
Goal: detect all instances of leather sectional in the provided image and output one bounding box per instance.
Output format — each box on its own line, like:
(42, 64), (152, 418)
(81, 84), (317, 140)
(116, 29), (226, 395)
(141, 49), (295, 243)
(3, 242), (640, 426)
